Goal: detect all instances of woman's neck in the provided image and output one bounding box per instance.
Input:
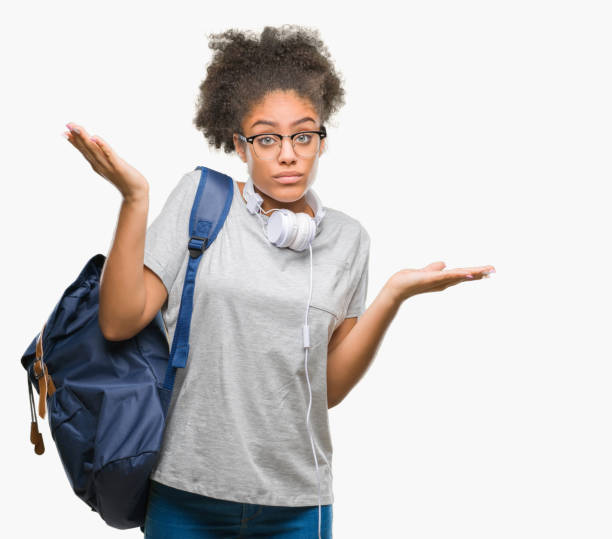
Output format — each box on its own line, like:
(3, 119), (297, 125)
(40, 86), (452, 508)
(238, 181), (314, 218)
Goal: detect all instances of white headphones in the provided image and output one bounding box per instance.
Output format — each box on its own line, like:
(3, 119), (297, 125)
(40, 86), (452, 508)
(241, 173), (330, 538)
(242, 174), (326, 252)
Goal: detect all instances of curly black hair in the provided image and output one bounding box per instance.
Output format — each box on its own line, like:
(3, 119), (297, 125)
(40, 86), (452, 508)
(193, 25), (346, 153)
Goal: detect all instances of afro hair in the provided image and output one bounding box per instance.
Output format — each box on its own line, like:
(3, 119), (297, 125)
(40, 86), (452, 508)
(193, 24), (346, 153)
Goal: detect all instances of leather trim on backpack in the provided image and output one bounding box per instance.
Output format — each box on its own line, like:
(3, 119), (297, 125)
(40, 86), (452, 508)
(33, 322), (56, 419)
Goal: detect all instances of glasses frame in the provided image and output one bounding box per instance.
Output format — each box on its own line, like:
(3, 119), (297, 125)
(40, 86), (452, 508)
(237, 126), (327, 160)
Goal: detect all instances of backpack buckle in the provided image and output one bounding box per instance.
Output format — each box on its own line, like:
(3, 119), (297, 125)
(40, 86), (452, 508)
(188, 235), (209, 258)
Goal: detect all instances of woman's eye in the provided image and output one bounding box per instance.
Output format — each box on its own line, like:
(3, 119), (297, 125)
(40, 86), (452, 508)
(296, 133), (312, 144)
(257, 136), (277, 146)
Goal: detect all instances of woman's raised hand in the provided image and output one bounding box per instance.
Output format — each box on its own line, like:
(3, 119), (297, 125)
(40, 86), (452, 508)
(63, 122), (149, 201)
(386, 261), (496, 303)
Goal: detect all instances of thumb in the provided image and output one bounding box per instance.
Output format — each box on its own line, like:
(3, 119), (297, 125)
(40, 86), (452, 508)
(422, 261), (446, 272)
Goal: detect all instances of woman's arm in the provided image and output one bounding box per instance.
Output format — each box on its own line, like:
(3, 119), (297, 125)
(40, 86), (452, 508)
(63, 122), (162, 341)
(326, 261), (495, 408)
(327, 285), (400, 408)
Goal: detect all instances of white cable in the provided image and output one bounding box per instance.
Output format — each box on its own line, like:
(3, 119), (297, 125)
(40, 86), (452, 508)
(243, 183), (330, 537)
(242, 184), (280, 243)
(304, 242), (325, 539)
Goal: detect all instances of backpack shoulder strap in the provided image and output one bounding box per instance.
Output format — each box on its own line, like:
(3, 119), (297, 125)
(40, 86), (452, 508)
(162, 166), (234, 391)
(187, 166), (234, 258)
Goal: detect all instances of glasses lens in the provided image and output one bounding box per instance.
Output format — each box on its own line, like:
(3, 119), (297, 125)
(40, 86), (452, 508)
(293, 132), (321, 158)
(253, 134), (282, 160)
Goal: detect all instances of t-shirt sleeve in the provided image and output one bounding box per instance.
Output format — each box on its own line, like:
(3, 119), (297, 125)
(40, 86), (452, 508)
(143, 170), (198, 295)
(345, 226), (371, 319)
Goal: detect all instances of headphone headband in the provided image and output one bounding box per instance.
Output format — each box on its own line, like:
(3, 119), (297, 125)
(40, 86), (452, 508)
(242, 175), (326, 227)
(241, 174), (326, 252)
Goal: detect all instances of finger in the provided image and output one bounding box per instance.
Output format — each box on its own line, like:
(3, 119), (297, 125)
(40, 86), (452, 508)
(66, 123), (97, 162)
(453, 265), (496, 275)
(434, 269), (475, 284)
(65, 129), (83, 150)
(465, 266), (496, 279)
(66, 123), (107, 171)
(426, 265), (496, 293)
(442, 266), (495, 281)
(449, 268), (495, 284)
(89, 134), (117, 166)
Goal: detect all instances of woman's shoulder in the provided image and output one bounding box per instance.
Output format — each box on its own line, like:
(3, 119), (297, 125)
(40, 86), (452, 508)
(322, 206), (367, 238)
(170, 167), (227, 203)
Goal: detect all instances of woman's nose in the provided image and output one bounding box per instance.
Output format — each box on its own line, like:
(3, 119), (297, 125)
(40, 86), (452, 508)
(278, 137), (297, 163)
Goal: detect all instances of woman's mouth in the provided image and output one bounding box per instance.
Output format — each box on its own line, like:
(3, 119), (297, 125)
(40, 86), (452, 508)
(273, 174), (303, 184)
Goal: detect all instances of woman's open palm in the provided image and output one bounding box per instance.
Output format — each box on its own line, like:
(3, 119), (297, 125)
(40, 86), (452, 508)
(388, 261), (496, 302)
(63, 122), (149, 200)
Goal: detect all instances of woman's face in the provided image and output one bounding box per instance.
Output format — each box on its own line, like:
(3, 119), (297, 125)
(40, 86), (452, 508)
(232, 89), (326, 217)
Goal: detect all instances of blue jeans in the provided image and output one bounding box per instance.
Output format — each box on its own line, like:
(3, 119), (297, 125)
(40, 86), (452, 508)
(144, 479), (333, 538)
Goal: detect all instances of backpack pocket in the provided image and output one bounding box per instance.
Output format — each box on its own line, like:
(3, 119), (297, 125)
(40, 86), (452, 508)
(48, 385), (96, 498)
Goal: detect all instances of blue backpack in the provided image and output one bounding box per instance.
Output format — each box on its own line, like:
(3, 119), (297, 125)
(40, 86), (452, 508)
(20, 166), (234, 532)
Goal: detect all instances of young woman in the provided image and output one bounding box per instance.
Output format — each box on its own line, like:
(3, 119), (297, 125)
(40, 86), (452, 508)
(63, 24), (494, 539)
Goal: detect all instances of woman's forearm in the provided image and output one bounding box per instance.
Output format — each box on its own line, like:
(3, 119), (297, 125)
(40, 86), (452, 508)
(98, 189), (150, 341)
(327, 283), (402, 408)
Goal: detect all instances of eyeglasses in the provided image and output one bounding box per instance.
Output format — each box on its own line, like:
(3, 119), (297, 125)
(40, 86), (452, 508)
(237, 126), (327, 160)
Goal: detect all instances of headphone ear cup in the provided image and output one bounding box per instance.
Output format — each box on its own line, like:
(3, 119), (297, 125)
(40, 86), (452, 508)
(292, 213), (316, 251)
(265, 208), (319, 252)
(267, 209), (297, 248)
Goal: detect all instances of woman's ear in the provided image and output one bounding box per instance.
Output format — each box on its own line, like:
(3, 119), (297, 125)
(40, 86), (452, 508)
(319, 137), (327, 156)
(233, 133), (247, 163)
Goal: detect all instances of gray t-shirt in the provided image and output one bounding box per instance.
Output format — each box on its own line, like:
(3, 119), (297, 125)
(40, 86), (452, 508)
(143, 167), (370, 506)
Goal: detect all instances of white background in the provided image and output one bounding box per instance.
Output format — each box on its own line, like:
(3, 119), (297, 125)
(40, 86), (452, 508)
(3, 1), (611, 537)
